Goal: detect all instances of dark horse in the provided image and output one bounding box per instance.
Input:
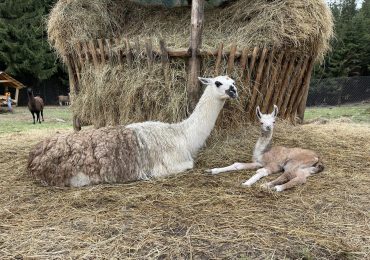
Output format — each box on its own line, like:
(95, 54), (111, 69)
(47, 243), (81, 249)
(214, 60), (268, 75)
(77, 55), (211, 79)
(27, 88), (44, 124)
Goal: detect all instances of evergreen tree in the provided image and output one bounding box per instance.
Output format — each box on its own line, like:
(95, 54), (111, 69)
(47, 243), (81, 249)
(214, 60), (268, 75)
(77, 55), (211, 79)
(0, 0), (57, 85)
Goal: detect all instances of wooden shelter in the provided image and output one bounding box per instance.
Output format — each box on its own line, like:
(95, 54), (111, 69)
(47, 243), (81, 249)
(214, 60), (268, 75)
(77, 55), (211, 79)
(0, 71), (25, 106)
(48, 0), (333, 130)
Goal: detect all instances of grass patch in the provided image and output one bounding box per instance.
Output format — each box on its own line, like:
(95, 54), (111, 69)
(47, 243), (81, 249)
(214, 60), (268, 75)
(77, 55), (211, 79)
(0, 106), (72, 134)
(304, 103), (370, 123)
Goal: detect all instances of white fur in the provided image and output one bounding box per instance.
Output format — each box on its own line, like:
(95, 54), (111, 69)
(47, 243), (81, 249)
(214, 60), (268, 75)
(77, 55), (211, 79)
(70, 172), (91, 187)
(128, 76), (237, 179)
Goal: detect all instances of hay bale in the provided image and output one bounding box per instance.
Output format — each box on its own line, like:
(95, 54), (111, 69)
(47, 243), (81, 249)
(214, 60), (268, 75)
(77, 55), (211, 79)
(47, 0), (333, 127)
(48, 0), (333, 61)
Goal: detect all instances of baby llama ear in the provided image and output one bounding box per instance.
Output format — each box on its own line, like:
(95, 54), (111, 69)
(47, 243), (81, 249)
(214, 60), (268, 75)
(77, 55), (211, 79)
(198, 77), (212, 85)
(256, 106), (262, 119)
(272, 105), (279, 117)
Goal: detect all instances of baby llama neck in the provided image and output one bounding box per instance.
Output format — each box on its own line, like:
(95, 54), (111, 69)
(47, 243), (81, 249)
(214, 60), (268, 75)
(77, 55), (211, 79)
(253, 128), (273, 162)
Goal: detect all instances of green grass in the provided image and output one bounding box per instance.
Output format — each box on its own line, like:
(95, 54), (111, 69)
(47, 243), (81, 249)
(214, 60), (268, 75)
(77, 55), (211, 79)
(304, 103), (370, 123)
(0, 106), (72, 134)
(1, 103), (369, 135)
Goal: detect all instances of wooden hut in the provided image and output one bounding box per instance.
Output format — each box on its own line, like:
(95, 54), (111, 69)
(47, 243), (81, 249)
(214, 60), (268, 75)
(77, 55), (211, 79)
(0, 71), (25, 107)
(47, 0), (333, 130)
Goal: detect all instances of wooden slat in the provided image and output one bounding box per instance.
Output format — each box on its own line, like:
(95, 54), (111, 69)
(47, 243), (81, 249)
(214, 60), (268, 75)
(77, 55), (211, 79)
(134, 38), (140, 59)
(88, 40), (99, 67)
(261, 51), (284, 113)
(245, 46), (259, 88)
(159, 39), (169, 83)
(276, 54), (297, 109)
(296, 57), (315, 122)
(114, 38), (123, 64)
(145, 38), (153, 68)
(227, 43), (237, 75)
(97, 39), (106, 64)
(286, 57), (309, 117)
(257, 48), (275, 110)
(270, 53), (291, 109)
(281, 57), (306, 117)
(240, 48), (249, 78)
(105, 38), (112, 63)
(125, 37), (133, 66)
(75, 42), (84, 68)
(187, 0), (205, 111)
(82, 42), (91, 63)
(247, 47), (268, 118)
(214, 43), (223, 76)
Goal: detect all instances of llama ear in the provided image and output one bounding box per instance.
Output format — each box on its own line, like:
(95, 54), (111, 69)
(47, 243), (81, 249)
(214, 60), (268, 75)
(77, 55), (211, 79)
(256, 106), (262, 119)
(198, 77), (212, 85)
(272, 105), (279, 117)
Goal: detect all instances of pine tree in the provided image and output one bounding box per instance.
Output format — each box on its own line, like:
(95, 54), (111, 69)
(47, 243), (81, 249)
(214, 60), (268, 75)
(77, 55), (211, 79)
(0, 0), (57, 85)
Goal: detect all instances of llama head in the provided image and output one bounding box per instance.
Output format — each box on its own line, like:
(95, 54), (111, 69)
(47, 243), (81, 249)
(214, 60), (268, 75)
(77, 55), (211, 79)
(256, 105), (278, 132)
(198, 76), (238, 100)
(27, 88), (33, 96)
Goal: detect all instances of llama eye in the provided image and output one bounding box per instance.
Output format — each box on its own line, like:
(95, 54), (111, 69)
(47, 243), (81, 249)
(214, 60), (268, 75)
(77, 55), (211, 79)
(215, 81), (222, 87)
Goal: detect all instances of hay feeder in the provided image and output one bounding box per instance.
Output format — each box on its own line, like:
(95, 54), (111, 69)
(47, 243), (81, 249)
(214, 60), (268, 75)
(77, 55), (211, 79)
(47, 0), (333, 130)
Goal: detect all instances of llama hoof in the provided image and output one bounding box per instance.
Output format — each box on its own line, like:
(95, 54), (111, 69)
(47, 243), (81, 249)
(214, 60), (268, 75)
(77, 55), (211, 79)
(274, 185), (284, 192)
(204, 169), (213, 174)
(242, 181), (252, 187)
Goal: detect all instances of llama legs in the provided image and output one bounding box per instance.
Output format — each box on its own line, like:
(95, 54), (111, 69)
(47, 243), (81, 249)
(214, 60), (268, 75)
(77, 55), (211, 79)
(274, 176), (307, 192)
(41, 110), (44, 121)
(262, 172), (291, 188)
(242, 163), (282, 186)
(206, 162), (261, 175)
(31, 112), (35, 124)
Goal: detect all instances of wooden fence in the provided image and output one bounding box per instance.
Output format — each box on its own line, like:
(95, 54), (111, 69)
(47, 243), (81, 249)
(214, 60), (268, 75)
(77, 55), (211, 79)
(66, 37), (314, 130)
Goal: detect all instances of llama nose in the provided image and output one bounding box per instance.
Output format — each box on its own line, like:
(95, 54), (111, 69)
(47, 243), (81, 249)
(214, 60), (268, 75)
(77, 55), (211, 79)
(266, 126), (271, 131)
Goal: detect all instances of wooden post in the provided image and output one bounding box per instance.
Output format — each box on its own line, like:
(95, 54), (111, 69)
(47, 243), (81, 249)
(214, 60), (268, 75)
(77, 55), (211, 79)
(66, 56), (81, 131)
(15, 88), (19, 106)
(187, 0), (205, 112)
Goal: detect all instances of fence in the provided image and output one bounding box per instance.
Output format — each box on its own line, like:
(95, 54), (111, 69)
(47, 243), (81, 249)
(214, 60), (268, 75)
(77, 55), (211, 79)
(307, 76), (370, 106)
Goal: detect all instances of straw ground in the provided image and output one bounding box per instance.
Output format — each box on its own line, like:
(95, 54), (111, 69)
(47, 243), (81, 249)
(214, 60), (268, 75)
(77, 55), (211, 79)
(0, 108), (369, 259)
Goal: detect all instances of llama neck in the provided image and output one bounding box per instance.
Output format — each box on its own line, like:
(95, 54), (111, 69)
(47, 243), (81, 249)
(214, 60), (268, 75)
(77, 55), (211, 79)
(180, 86), (225, 155)
(28, 93), (35, 104)
(253, 129), (273, 162)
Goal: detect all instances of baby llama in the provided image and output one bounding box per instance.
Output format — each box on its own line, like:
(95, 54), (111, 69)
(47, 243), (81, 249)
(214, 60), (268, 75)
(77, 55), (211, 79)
(207, 105), (324, 191)
(27, 76), (238, 187)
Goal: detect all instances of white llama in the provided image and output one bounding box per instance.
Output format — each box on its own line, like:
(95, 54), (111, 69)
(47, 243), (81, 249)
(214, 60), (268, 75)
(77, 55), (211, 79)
(27, 76), (238, 187)
(207, 105), (324, 191)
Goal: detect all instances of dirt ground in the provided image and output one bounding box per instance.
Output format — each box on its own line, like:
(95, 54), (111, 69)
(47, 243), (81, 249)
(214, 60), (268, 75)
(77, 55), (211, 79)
(0, 115), (369, 259)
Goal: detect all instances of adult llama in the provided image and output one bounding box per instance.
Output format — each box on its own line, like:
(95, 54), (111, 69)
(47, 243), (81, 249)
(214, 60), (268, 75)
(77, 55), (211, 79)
(27, 76), (237, 187)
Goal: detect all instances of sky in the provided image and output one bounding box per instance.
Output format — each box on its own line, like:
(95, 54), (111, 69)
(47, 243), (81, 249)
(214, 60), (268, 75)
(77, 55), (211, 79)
(326, 0), (364, 8)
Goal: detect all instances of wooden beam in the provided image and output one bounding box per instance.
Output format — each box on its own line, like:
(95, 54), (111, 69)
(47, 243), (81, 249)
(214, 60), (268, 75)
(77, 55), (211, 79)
(187, 0), (205, 112)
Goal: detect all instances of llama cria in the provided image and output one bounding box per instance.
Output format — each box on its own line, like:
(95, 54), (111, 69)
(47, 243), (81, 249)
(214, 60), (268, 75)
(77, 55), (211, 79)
(27, 76), (238, 187)
(27, 88), (44, 124)
(207, 105), (324, 191)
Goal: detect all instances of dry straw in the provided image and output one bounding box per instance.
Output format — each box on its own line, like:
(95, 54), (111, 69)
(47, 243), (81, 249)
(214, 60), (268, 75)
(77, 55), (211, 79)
(1, 121), (369, 258)
(47, 0), (334, 127)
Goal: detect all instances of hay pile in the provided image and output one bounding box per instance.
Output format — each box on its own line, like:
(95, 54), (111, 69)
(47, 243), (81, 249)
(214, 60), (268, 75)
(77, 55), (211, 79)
(48, 0), (333, 60)
(47, 0), (333, 127)
(0, 121), (369, 258)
